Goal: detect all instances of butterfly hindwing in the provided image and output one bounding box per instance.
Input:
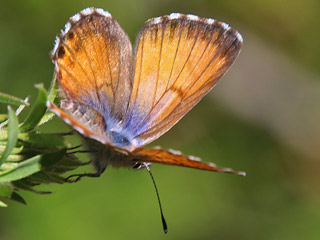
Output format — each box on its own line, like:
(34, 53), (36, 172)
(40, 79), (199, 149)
(133, 147), (245, 175)
(124, 14), (243, 147)
(47, 101), (106, 144)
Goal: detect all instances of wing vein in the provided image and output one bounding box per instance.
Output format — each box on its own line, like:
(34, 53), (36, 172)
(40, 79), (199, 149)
(61, 41), (92, 85)
(134, 40), (237, 140)
(166, 25), (200, 97)
(127, 31), (145, 121)
(165, 21), (185, 91)
(133, 28), (226, 138)
(152, 24), (165, 107)
(100, 22), (115, 104)
(132, 24), (201, 133)
(57, 63), (90, 96)
(181, 33), (229, 100)
(85, 21), (103, 103)
(74, 26), (100, 102)
(113, 41), (121, 114)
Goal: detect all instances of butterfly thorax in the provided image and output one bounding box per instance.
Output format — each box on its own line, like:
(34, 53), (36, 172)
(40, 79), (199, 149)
(110, 131), (131, 146)
(82, 137), (137, 172)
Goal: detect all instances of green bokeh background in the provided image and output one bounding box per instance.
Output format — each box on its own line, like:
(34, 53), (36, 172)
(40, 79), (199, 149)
(1, 0), (320, 239)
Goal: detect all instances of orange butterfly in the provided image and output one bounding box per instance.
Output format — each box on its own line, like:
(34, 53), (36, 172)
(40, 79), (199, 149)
(49, 7), (244, 175)
(48, 7), (244, 232)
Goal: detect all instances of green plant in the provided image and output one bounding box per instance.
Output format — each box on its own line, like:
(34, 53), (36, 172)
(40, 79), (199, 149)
(0, 82), (86, 207)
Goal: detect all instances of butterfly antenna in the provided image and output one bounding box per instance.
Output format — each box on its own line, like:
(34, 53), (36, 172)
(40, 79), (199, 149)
(143, 163), (168, 234)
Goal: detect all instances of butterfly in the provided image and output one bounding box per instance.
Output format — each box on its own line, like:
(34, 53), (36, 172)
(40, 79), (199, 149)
(47, 7), (244, 233)
(48, 7), (245, 177)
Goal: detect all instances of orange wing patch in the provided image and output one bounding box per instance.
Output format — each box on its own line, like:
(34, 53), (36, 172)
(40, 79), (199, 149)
(126, 14), (242, 146)
(52, 9), (133, 120)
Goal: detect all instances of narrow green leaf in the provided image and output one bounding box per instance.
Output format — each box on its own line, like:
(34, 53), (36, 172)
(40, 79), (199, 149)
(0, 162), (18, 173)
(0, 103), (29, 129)
(5, 154), (24, 162)
(53, 156), (89, 169)
(26, 171), (54, 184)
(0, 145), (23, 155)
(0, 182), (12, 197)
(12, 181), (52, 194)
(0, 154), (42, 182)
(0, 106), (19, 165)
(38, 112), (55, 126)
(0, 92), (29, 106)
(19, 132), (66, 148)
(0, 200), (8, 207)
(20, 85), (47, 132)
(10, 191), (27, 205)
(47, 73), (57, 103)
(0, 150), (66, 182)
(26, 171), (65, 184)
(39, 149), (66, 168)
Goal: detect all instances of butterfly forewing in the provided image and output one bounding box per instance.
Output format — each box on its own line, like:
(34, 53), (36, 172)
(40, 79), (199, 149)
(52, 8), (133, 123)
(125, 14), (243, 147)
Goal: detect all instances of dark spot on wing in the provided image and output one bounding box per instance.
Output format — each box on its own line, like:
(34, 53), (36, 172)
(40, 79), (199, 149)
(171, 86), (184, 99)
(67, 31), (74, 40)
(168, 20), (181, 41)
(57, 46), (65, 58)
(74, 38), (82, 52)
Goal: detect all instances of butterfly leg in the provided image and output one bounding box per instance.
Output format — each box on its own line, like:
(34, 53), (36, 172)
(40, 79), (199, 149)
(65, 164), (107, 182)
(132, 162), (151, 169)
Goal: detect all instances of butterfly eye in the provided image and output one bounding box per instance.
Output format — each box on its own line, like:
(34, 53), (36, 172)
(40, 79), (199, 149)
(111, 131), (131, 146)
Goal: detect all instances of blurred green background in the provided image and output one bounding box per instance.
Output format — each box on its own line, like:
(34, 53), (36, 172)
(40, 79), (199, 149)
(1, 0), (320, 239)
